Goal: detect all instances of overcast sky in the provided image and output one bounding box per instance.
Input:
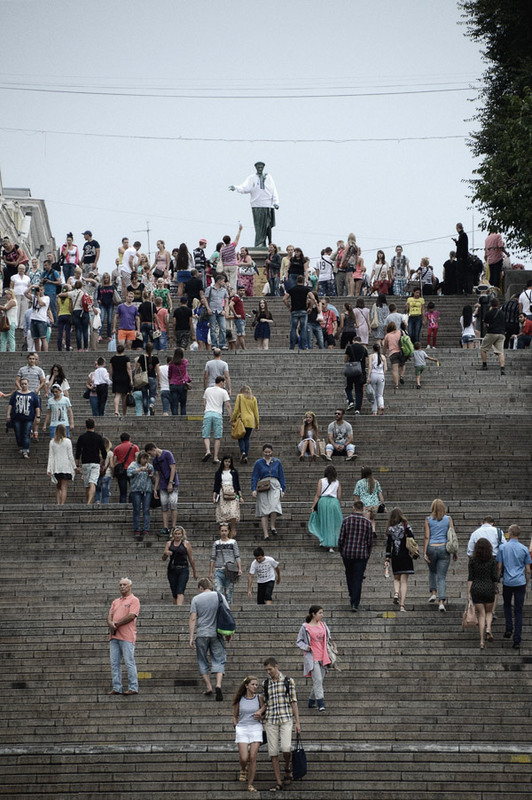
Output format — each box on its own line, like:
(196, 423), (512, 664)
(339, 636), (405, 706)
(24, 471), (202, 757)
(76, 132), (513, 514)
(3, 0), (520, 275)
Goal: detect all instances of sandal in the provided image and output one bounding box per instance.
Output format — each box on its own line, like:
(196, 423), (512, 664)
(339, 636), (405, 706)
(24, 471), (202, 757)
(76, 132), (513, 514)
(393, 593), (399, 605)
(269, 785), (283, 792)
(486, 631), (494, 642)
(239, 769), (247, 782)
(248, 787), (258, 793)
(283, 772), (292, 784)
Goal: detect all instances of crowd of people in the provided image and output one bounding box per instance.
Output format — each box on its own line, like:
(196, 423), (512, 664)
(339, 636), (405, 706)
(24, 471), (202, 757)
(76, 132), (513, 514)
(1, 225), (530, 791)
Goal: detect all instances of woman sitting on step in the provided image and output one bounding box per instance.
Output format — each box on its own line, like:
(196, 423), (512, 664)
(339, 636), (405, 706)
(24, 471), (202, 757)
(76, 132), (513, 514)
(297, 411), (319, 461)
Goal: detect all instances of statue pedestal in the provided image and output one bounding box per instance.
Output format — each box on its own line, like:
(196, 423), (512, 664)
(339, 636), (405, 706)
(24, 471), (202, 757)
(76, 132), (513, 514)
(248, 248), (270, 296)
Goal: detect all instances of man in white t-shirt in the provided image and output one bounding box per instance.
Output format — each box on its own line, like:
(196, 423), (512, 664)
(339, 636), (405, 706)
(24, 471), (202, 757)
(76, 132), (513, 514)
(202, 376), (231, 463)
(120, 241), (141, 295)
(248, 547), (281, 605)
(25, 285), (51, 352)
(518, 280), (532, 321)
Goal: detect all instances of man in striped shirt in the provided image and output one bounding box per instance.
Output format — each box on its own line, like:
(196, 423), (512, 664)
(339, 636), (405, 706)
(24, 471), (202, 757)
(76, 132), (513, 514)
(338, 500), (375, 612)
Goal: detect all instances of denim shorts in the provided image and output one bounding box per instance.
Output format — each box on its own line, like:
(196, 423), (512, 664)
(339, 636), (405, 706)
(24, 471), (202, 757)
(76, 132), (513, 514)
(202, 411), (223, 439)
(30, 320), (47, 339)
(461, 334), (476, 344)
(235, 319), (246, 335)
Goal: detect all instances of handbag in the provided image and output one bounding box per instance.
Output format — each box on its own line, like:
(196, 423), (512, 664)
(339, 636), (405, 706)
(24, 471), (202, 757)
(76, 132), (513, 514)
(216, 591), (236, 636)
(462, 600), (478, 630)
(365, 383), (375, 404)
(0, 312), (10, 333)
(405, 523), (420, 559)
(231, 396), (246, 440)
(316, 438), (326, 457)
(344, 360), (362, 378)
(257, 478), (271, 492)
(126, 392), (135, 407)
(370, 302), (379, 329)
(446, 524), (459, 554)
(133, 357), (149, 389)
(326, 640), (337, 668)
(112, 289), (122, 306)
(224, 561), (240, 582)
(291, 733), (307, 781)
(222, 486), (236, 501)
(113, 445), (133, 480)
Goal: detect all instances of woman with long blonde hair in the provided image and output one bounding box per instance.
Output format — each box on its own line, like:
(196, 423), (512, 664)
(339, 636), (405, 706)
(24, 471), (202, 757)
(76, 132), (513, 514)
(298, 411), (319, 461)
(231, 385), (259, 463)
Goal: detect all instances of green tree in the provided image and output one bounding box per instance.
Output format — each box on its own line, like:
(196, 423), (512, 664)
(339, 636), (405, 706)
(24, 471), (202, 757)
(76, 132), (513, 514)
(460, 0), (532, 252)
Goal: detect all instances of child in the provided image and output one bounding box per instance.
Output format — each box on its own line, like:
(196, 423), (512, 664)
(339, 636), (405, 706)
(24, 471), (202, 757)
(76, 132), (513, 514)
(413, 341), (438, 389)
(154, 296), (168, 351)
(92, 357), (112, 416)
(425, 301), (440, 349)
(247, 547), (281, 606)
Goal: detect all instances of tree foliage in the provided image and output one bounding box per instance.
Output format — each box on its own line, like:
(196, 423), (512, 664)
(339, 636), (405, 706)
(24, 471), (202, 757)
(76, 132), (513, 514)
(460, 0), (532, 252)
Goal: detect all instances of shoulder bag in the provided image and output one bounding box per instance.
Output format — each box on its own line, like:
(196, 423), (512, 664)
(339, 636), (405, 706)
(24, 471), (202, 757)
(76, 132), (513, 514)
(231, 395), (246, 440)
(133, 356), (149, 389)
(216, 592), (236, 636)
(446, 522), (459, 554)
(462, 600), (478, 630)
(404, 523), (420, 559)
(113, 445), (133, 480)
(292, 733), (307, 781)
(257, 460), (273, 492)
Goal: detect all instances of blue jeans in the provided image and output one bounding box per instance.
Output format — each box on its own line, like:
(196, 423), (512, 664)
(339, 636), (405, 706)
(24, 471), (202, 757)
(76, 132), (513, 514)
(408, 315), (423, 344)
(130, 490), (152, 533)
(73, 309), (89, 349)
(153, 331), (167, 351)
(290, 310), (308, 349)
(89, 395), (99, 416)
(426, 544), (451, 600)
(170, 384), (188, 415)
(308, 321), (324, 349)
(342, 557), (368, 608)
(62, 263), (76, 284)
(57, 315), (72, 351)
(13, 419), (33, 453)
(213, 568), (235, 607)
(95, 475), (111, 504)
(209, 311), (226, 348)
(503, 584), (526, 644)
(195, 634), (226, 675)
(148, 376), (157, 409)
(140, 322), (154, 347)
(269, 273), (280, 296)
(133, 390), (146, 415)
(101, 305), (113, 338)
(161, 389), (171, 414)
(287, 275), (298, 290)
(109, 639), (138, 693)
(239, 427), (252, 456)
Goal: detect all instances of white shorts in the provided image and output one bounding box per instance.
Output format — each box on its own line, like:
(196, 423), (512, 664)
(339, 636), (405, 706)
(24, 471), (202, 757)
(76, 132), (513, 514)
(235, 723), (263, 744)
(159, 488), (178, 511)
(82, 463), (101, 487)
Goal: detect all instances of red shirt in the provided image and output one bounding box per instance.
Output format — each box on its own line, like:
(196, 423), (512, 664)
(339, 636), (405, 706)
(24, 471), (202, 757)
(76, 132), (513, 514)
(521, 319), (532, 336)
(113, 441), (139, 468)
(231, 296), (245, 320)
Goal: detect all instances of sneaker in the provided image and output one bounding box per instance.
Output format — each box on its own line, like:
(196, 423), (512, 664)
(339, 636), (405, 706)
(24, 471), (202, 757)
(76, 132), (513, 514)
(500, 367), (505, 375)
(416, 385), (421, 390)
(308, 699), (316, 708)
(351, 604), (358, 612)
(503, 631), (512, 639)
(215, 686), (223, 701)
(481, 363), (488, 370)
(345, 453), (357, 461)
(354, 410), (360, 415)
(321, 453), (332, 461)
(438, 602), (446, 612)
(399, 377), (405, 385)
(158, 527), (169, 539)
(428, 594), (437, 603)
(149, 405), (155, 416)
(346, 402), (355, 410)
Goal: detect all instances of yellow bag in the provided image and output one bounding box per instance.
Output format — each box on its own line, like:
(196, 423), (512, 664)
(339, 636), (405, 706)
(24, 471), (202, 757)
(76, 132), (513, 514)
(231, 416), (246, 440)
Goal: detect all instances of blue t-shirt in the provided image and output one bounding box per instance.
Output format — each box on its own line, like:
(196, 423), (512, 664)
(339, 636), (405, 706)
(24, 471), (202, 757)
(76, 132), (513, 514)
(42, 268), (60, 297)
(9, 390), (40, 422)
(497, 539), (531, 587)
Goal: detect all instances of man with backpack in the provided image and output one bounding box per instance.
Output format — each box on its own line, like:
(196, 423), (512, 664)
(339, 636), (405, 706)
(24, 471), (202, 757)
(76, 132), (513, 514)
(262, 657), (301, 791)
(189, 578), (231, 701)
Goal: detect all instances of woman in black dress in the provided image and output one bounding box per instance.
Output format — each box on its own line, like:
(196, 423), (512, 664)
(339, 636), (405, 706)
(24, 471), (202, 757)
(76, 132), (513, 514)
(467, 537), (498, 649)
(385, 507), (415, 612)
(109, 344), (133, 418)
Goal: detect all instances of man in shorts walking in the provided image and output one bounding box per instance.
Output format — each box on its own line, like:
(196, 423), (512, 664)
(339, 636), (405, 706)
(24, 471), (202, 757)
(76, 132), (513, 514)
(113, 291), (140, 349)
(262, 657), (301, 790)
(202, 376), (232, 464)
(75, 418), (107, 504)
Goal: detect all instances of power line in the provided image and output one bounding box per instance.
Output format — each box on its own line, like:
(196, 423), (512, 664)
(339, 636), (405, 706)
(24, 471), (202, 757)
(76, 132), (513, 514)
(0, 84), (475, 100)
(0, 125), (467, 144)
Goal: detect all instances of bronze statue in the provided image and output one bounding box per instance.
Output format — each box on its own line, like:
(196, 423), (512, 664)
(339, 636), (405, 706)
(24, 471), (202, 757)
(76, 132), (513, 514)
(229, 162), (279, 248)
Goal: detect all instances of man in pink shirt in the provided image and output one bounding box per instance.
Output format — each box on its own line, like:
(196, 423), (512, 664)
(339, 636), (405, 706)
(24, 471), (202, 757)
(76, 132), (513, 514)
(484, 228), (509, 290)
(107, 577), (140, 695)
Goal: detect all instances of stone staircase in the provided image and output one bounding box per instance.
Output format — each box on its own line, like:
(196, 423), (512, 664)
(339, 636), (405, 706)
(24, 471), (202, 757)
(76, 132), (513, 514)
(0, 292), (531, 799)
